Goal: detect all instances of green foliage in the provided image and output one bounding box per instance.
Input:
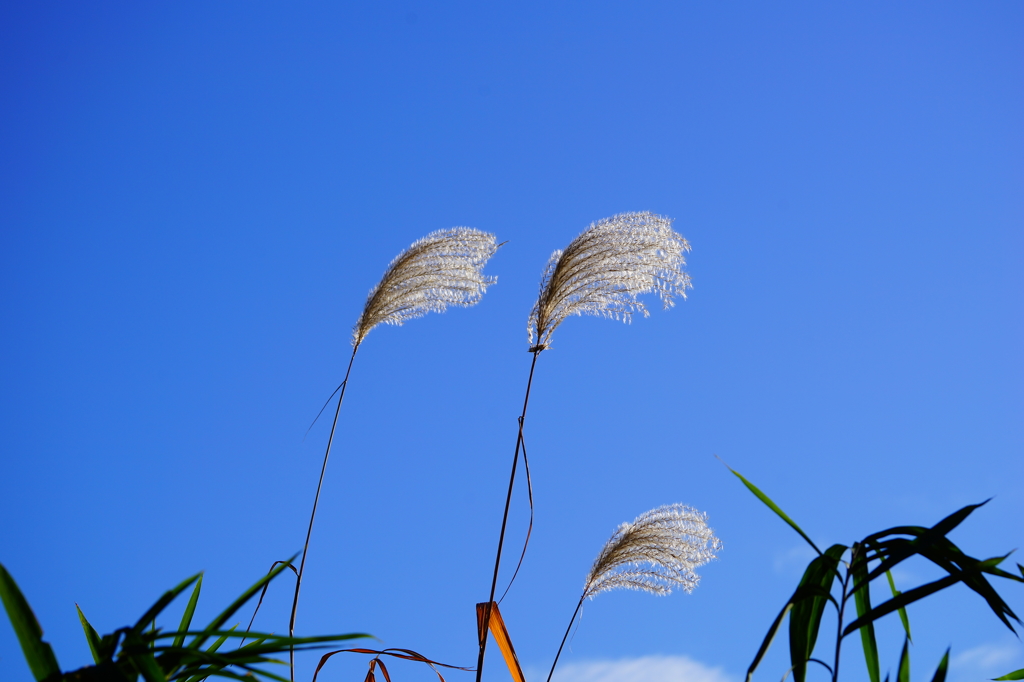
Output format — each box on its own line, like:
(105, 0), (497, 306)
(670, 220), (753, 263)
(727, 464), (1024, 682)
(1, 559), (369, 682)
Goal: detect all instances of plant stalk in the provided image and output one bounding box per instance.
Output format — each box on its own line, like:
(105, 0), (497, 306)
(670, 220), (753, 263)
(547, 595), (586, 682)
(476, 349), (541, 682)
(833, 560), (853, 682)
(288, 344), (360, 681)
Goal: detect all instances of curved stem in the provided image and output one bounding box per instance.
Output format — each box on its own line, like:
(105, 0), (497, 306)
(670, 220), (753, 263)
(547, 595), (585, 682)
(288, 344), (360, 681)
(476, 349), (542, 682)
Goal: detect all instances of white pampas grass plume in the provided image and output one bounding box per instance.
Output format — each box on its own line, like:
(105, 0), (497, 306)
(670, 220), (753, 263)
(546, 505), (720, 682)
(584, 503), (722, 598)
(353, 228), (499, 346)
(528, 212), (691, 350)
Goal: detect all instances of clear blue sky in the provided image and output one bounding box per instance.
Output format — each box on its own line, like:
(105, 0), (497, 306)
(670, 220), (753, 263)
(1, 3), (1022, 682)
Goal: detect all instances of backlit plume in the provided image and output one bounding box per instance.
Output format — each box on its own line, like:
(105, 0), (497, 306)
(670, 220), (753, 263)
(353, 228), (499, 346)
(527, 212), (691, 350)
(584, 504), (722, 598)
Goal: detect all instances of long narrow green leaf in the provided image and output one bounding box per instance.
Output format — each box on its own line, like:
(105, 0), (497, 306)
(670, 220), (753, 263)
(121, 629), (168, 682)
(843, 575), (959, 636)
(190, 557), (296, 650)
(993, 668), (1024, 681)
(886, 569), (912, 642)
(76, 604), (104, 664)
(746, 603), (793, 682)
(722, 461), (821, 555)
(173, 574), (203, 648)
(132, 573), (202, 634)
(851, 547), (880, 682)
(0, 563), (62, 682)
(896, 639), (910, 682)
(930, 648), (949, 682)
(790, 545), (845, 682)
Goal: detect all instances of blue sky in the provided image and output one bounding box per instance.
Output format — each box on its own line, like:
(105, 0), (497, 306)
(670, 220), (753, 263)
(1, 3), (1022, 682)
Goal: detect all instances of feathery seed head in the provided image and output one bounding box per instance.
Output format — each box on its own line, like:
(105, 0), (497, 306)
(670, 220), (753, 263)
(352, 228), (499, 346)
(583, 504), (721, 599)
(527, 212), (691, 351)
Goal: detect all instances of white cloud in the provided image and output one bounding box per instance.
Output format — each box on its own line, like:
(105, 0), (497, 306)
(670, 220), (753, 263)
(535, 655), (735, 682)
(952, 640), (1023, 676)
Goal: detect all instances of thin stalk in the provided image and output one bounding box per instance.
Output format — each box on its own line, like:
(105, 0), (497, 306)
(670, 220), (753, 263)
(476, 349), (542, 682)
(833, 563), (853, 682)
(288, 344), (360, 681)
(547, 595), (585, 682)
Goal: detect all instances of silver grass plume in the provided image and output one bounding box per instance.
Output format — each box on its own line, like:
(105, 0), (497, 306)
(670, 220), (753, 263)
(546, 504), (721, 682)
(291, 227), (498, 682)
(528, 211), (691, 350)
(584, 503), (721, 598)
(353, 228), (498, 346)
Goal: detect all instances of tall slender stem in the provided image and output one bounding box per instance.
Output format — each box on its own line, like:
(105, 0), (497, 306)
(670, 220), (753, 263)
(288, 344), (360, 681)
(476, 349), (542, 682)
(547, 595), (585, 682)
(833, 563), (852, 682)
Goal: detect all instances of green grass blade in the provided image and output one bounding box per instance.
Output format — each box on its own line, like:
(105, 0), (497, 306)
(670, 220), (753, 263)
(930, 648), (949, 682)
(0, 563), (61, 682)
(852, 549), (881, 682)
(993, 668), (1024, 681)
(897, 639), (910, 682)
(76, 604), (103, 664)
(190, 557), (296, 650)
(721, 460), (822, 555)
(133, 573), (202, 633)
(173, 574), (203, 649)
(886, 569), (912, 642)
(122, 628), (169, 682)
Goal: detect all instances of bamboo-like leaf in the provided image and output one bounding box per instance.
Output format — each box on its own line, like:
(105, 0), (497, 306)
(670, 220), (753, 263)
(993, 668), (1024, 681)
(477, 602), (525, 682)
(722, 461), (821, 555)
(0, 562), (61, 682)
(746, 603), (793, 682)
(886, 569), (912, 642)
(896, 638), (911, 682)
(851, 547), (881, 682)
(76, 604), (103, 665)
(789, 545), (845, 682)
(843, 575), (959, 636)
(930, 648), (949, 682)
(173, 574), (203, 648)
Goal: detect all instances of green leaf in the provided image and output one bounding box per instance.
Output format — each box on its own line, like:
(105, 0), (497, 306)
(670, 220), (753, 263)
(896, 639), (910, 682)
(121, 628), (168, 682)
(189, 556), (297, 650)
(886, 568), (912, 642)
(173, 574), (203, 649)
(843, 574), (959, 637)
(132, 573), (202, 634)
(789, 544), (845, 682)
(851, 546), (881, 682)
(930, 648), (949, 682)
(721, 461), (821, 555)
(0, 563), (62, 682)
(76, 605), (103, 664)
(993, 668), (1024, 681)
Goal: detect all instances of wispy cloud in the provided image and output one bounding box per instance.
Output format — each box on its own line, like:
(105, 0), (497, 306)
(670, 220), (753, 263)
(536, 655), (734, 682)
(952, 639), (1023, 678)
